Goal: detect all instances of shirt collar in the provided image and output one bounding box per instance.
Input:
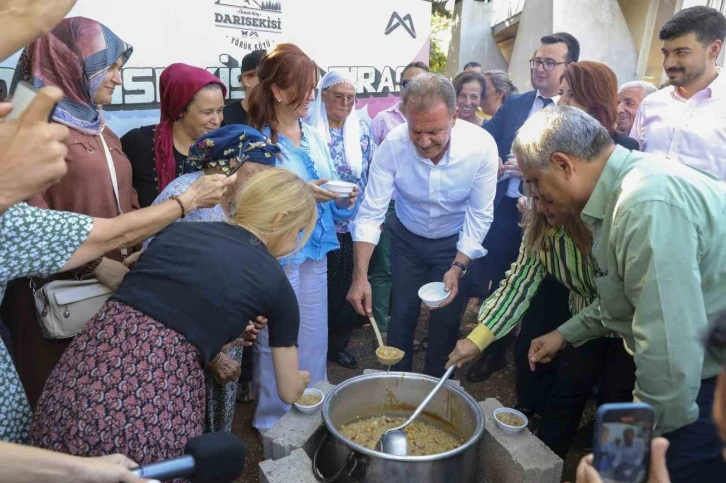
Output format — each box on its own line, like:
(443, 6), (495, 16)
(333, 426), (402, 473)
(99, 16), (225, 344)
(535, 90), (560, 104)
(671, 67), (724, 100)
(581, 146), (631, 223)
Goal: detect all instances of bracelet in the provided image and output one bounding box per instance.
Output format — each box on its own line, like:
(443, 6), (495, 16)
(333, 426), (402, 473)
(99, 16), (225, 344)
(210, 353), (222, 367)
(171, 195), (186, 218)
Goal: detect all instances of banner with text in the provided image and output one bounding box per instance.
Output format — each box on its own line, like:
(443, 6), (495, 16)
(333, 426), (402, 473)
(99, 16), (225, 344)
(0, 0), (430, 135)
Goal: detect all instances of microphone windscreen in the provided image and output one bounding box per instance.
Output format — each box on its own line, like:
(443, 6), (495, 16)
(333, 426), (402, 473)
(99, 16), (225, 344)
(185, 432), (246, 483)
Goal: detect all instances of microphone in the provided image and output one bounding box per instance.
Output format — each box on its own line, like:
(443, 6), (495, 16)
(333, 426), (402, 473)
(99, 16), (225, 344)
(130, 432), (246, 482)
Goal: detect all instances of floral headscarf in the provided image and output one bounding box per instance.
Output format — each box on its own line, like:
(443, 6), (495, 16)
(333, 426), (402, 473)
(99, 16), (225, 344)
(184, 125), (280, 174)
(10, 17), (133, 135)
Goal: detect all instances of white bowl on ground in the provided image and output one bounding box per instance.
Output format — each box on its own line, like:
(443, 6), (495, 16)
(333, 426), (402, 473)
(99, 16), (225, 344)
(493, 407), (528, 434)
(325, 181), (356, 197)
(294, 388), (325, 414)
(418, 282), (450, 308)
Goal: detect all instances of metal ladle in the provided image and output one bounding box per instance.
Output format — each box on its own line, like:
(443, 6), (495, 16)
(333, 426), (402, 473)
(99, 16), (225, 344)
(376, 363), (457, 456)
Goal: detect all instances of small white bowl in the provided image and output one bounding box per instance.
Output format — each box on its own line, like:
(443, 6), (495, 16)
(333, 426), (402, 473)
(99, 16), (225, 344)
(294, 388), (324, 415)
(493, 407), (528, 434)
(418, 282), (450, 308)
(325, 181), (356, 197)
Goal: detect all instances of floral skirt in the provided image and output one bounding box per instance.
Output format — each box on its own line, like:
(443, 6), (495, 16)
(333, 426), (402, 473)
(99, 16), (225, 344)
(28, 300), (206, 469)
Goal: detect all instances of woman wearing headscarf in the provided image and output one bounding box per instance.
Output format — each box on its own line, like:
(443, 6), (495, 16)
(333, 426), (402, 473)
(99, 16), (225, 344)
(28, 168), (314, 469)
(147, 124), (279, 434)
(121, 63), (227, 208)
(306, 71), (375, 369)
(1, 16), (137, 407)
(248, 44), (358, 430)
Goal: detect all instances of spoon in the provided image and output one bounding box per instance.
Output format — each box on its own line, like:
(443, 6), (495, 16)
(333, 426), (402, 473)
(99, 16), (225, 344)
(376, 364), (457, 456)
(369, 316), (404, 366)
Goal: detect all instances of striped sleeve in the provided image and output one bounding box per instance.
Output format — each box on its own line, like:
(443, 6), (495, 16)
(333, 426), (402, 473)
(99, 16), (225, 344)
(467, 242), (546, 351)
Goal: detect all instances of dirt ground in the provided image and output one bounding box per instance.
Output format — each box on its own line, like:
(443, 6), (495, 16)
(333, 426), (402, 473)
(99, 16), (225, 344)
(232, 300), (592, 482)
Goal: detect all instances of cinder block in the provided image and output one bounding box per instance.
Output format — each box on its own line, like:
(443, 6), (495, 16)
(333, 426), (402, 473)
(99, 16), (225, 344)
(362, 368), (461, 386)
(259, 448), (318, 483)
(263, 380), (335, 461)
(476, 398), (563, 483)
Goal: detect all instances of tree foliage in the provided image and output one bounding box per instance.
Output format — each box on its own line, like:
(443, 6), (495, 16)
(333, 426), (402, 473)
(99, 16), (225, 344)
(429, 11), (452, 74)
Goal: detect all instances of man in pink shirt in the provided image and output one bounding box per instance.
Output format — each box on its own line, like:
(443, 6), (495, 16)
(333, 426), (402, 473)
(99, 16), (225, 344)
(630, 6), (726, 180)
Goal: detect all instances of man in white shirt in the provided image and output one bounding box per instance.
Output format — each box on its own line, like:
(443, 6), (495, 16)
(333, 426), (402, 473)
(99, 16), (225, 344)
(630, 6), (726, 180)
(347, 73), (498, 377)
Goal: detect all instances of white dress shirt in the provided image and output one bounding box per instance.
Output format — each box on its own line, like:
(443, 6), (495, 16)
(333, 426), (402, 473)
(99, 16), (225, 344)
(630, 70), (726, 180)
(505, 91), (559, 198)
(351, 120), (499, 260)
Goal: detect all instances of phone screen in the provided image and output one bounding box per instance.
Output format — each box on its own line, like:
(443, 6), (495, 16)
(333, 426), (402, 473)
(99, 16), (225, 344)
(7, 81), (39, 121)
(593, 403), (654, 483)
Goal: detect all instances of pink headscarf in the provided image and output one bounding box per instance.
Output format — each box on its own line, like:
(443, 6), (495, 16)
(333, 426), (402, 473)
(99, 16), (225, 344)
(154, 63), (227, 192)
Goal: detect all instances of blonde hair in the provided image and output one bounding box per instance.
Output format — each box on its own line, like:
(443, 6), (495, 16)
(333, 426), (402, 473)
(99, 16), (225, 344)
(229, 168), (317, 256)
(521, 185), (592, 253)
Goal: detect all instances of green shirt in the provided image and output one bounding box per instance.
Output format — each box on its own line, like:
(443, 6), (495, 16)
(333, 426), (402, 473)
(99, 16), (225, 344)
(468, 226), (607, 351)
(559, 146), (726, 435)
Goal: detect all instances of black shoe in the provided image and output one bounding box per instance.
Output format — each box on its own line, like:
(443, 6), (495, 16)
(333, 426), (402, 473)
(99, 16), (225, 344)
(465, 352), (507, 382)
(328, 350), (358, 369)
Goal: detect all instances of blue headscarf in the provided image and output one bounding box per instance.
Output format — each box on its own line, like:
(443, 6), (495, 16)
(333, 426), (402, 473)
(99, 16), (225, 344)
(184, 125), (280, 174)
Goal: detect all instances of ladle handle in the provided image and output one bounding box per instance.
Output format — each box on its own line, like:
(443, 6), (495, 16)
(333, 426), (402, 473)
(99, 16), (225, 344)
(401, 364), (457, 429)
(369, 316), (385, 349)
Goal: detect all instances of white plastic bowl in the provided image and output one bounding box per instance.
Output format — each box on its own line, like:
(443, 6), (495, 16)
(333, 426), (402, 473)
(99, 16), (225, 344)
(418, 282), (450, 308)
(294, 388), (325, 415)
(325, 181), (356, 197)
(493, 407), (528, 434)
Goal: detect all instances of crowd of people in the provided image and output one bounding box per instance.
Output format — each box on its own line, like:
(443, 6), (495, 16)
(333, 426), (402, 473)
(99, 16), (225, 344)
(1, 1), (726, 482)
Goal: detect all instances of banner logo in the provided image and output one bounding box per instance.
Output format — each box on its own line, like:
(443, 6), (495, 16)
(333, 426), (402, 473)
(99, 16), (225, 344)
(385, 12), (416, 39)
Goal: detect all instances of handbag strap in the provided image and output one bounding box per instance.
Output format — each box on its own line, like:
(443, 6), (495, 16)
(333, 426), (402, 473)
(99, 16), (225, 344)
(98, 125), (128, 259)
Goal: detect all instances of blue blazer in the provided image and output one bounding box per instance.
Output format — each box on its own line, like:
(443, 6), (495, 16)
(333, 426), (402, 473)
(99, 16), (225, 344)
(482, 90), (538, 209)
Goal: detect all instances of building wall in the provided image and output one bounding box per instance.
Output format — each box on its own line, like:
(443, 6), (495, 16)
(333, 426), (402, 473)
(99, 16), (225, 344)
(446, 0), (508, 78)
(507, 0), (554, 92)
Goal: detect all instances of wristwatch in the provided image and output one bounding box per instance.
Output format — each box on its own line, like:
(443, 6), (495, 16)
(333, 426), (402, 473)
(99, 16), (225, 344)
(451, 261), (469, 275)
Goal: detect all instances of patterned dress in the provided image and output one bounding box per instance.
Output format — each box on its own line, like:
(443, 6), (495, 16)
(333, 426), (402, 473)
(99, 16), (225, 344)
(326, 121), (376, 353)
(0, 203), (93, 443)
(147, 172), (240, 434)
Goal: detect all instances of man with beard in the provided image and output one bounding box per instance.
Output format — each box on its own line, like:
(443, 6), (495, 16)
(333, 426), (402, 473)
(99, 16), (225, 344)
(630, 6), (726, 180)
(348, 73), (498, 377)
(615, 81), (657, 136)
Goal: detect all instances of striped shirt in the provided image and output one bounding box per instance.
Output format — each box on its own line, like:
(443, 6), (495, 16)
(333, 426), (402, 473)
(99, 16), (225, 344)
(467, 225), (612, 350)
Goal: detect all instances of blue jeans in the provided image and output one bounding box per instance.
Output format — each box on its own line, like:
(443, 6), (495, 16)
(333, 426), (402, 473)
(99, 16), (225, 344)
(386, 216), (470, 377)
(663, 377), (726, 482)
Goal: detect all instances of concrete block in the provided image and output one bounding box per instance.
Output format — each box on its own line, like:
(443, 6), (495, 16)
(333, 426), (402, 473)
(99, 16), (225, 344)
(476, 398), (563, 483)
(362, 368), (461, 386)
(259, 448), (317, 483)
(263, 380), (335, 461)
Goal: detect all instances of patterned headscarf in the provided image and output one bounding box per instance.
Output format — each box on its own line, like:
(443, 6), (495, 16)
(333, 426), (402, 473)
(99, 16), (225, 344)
(155, 63), (227, 192)
(307, 70), (362, 177)
(10, 17), (133, 135)
(184, 125), (280, 174)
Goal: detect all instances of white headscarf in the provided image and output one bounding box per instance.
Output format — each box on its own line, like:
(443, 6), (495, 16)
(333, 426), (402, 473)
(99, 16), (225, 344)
(308, 70), (362, 177)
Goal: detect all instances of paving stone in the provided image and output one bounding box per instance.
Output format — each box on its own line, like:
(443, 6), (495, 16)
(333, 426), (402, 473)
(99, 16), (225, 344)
(259, 448), (317, 483)
(476, 398), (563, 483)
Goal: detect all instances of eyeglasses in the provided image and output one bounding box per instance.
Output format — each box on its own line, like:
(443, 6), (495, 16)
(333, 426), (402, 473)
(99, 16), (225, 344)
(401, 79), (411, 89)
(529, 59), (568, 72)
(332, 93), (356, 106)
(227, 148), (249, 177)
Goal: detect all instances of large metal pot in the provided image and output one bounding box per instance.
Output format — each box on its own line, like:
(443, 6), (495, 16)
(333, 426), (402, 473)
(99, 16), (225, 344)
(313, 371), (485, 482)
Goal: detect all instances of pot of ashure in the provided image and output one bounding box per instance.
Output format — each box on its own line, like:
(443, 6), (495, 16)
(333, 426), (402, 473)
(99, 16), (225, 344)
(313, 371), (485, 482)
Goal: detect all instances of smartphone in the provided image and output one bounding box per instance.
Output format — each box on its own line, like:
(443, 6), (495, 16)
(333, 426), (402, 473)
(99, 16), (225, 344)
(593, 402), (655, 483)
(7, 81), (57, 122)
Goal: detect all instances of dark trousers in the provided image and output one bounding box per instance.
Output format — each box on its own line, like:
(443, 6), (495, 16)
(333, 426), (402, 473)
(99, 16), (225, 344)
(514, 277), (570, 412)
(663, 377), (726, 482)
(387, 216), (470, 377)
(537, 337), (636, 458)
(327, 233), (365, 353)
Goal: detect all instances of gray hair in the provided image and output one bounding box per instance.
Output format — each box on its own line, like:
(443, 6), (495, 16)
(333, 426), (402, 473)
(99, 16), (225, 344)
(618, 80), (658, 96)
(512, 106), (614, 173)
(402, 73), (456, 116)
(484, 70), (518, 102)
